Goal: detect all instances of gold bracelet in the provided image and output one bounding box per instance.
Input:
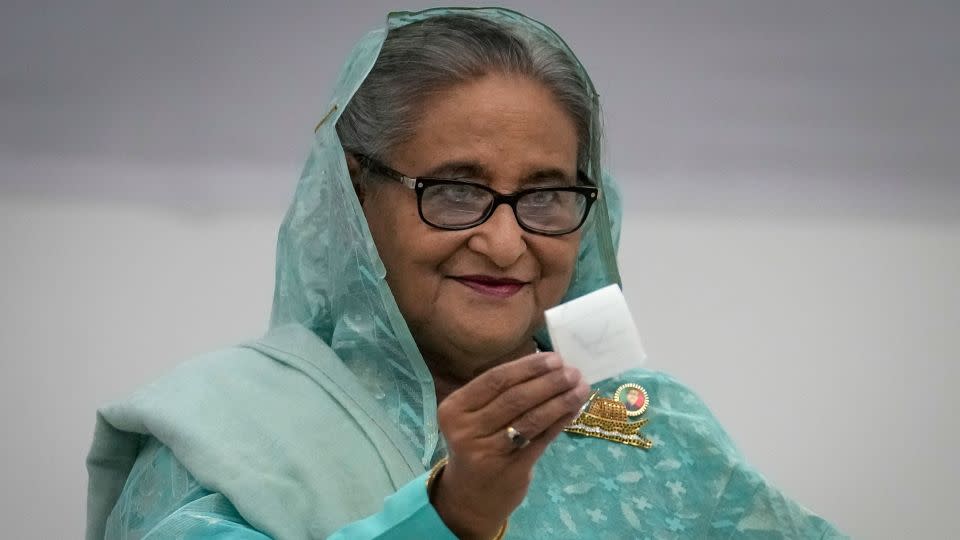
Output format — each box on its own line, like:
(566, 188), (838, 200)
(426, 457), (509, 540)
(426, 456), (449, 501)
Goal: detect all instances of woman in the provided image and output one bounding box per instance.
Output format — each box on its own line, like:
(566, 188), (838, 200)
(86, 8), (844, 539)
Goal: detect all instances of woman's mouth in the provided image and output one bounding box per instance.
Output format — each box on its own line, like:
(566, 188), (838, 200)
(452, 275), (528, 298)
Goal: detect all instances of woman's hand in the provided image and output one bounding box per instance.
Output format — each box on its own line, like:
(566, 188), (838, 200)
(431, 352), (590, 540)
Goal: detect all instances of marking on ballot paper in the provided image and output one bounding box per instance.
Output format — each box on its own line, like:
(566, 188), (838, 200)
(545, 284), (646, 384)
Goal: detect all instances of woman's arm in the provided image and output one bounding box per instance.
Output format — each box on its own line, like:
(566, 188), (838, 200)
(106, 437), (457, 540)
(104, 437), (267, 539)
(140, 494), (271, 540)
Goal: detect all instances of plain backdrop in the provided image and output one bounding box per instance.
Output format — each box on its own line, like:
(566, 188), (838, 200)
(1, 1), (958, 538)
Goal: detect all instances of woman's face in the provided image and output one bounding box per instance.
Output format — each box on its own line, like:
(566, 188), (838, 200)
(360, 73), (582, 381)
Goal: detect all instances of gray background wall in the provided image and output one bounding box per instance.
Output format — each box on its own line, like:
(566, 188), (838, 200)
(1, 1), (958, 538)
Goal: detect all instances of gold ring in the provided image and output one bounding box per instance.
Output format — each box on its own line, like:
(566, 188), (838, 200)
(505, 426), (529, 449)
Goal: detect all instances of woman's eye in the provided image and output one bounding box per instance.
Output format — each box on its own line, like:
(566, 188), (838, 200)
(441, 185), (484, 203)
(525, 191), (559, 206)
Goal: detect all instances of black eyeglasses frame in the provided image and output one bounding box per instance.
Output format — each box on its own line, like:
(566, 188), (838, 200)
(354, 154), (599, 236)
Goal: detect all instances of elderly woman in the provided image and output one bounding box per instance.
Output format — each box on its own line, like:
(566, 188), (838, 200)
(86, 8), (844, 540)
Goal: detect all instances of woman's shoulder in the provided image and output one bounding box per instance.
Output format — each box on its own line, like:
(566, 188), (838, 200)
(95, 324), (417, 469)
(106, 324), (348, 419)
(88, 325), (422, 540)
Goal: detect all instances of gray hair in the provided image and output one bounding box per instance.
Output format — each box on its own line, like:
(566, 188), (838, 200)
(336, 14), (594, 176)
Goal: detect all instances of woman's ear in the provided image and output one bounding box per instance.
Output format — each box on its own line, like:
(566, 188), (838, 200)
(344, 152), (366, 204)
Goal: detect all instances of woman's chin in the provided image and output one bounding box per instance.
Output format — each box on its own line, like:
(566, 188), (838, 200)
(448, 327), (534, 362)
(409, 305), (540, 375)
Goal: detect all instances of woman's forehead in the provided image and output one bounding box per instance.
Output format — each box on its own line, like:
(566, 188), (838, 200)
(419, 160), (576, 186)
(388, 74), (578, 187)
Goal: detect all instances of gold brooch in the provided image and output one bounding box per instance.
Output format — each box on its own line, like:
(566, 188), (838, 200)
(564, 384), (654, 449)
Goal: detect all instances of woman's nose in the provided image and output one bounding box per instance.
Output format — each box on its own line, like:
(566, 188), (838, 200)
(466, 204), (527, 268)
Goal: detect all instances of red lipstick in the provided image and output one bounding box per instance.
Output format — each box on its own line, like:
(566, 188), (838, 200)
(452, 275), (528, 298)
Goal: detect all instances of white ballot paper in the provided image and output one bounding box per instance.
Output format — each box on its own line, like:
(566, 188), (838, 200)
(545, 284), (646, 384)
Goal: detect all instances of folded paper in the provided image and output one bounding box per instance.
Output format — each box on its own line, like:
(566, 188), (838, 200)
(545, 284), (646, 384)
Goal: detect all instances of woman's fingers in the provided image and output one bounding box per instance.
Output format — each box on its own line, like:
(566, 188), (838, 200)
(492, 407), (584, 477)
(452, 352), (563, 412)
(483, 380), (589, 452)
(470, 366), (584, 436)
(517, 406), (582, 460)
(510, 381), (590, 441)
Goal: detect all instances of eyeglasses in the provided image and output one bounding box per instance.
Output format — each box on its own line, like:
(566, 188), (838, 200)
(354, 154), (599, 236)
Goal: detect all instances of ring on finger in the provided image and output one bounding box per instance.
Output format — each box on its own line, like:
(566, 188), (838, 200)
(505, 426), (530, 449)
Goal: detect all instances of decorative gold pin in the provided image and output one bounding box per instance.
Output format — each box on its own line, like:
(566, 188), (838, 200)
(564, 384), (654, 449)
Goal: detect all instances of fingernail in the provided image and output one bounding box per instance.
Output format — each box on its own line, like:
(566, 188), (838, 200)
(564, 366), (581, 384)
(575, 382), (591, 400)
(544, 354), (562, 369)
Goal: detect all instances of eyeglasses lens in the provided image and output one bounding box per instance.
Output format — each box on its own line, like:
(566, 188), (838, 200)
(516, 190), (587, 233)
(420, 184), (493, 227)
